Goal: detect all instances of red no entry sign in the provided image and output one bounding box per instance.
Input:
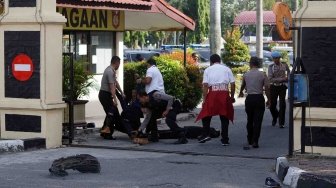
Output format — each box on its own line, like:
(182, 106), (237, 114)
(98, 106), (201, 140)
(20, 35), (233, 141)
(11, 53), (34, 81)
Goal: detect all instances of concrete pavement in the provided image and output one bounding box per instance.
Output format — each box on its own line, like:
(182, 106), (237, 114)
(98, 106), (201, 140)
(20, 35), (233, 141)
(0, 147), (279, 188)
(2, 97), (334, 187)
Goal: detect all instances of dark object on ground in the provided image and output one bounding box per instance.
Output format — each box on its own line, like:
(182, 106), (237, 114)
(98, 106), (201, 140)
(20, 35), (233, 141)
(265, 177), (281, 188)
(49, 154), (101, 177)
(87, 122), (95, 128)
(158, 126), (220, 139)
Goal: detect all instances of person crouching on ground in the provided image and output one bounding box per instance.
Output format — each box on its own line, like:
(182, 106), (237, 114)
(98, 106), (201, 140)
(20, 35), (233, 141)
(239, 57), (270, 149)
(195, 54), (235, 146)
(137, 91), (188, 144)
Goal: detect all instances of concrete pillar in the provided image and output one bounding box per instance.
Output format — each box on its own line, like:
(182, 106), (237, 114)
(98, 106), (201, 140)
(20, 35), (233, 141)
(256, 0), (263, 60)
(0, 0), (66, 148)
(293, 0), (336, 156)
(116, 32), (124, 90)
(210, 0), (221, 55)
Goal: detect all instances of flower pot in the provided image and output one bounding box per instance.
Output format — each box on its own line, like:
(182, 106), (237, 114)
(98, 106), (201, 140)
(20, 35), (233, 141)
(63, 99), (89, 128)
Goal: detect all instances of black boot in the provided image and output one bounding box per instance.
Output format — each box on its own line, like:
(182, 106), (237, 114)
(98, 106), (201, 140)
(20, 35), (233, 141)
(173, 131), (188, 144)
(173, 137), (188, 144)
(148, 131), (159, 142)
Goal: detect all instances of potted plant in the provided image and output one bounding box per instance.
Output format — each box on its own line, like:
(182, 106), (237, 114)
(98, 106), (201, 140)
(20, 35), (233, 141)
(62, 56), (97, 127)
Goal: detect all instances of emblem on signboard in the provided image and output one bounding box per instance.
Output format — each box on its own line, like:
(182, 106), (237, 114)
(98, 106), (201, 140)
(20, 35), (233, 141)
(112, 11), (120, 29)
(273, 2), (292, 40)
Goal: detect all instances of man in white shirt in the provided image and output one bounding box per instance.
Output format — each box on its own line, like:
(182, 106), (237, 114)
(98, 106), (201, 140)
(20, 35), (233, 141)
(137, 58), (165, 94)
(196, 54), (235, 146)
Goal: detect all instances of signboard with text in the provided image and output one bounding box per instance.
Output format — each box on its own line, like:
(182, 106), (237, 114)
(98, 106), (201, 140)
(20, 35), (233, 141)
(57, 7), (125, 31)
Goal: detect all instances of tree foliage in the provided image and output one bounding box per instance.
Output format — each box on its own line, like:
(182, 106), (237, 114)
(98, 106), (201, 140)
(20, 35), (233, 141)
(222, 27), (250, 67)
(123, 0), (302, 48)
(124, 31), (148, 49)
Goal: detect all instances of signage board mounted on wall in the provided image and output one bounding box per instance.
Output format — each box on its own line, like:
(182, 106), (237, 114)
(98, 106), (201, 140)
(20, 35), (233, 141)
(57, 7), (125, 31)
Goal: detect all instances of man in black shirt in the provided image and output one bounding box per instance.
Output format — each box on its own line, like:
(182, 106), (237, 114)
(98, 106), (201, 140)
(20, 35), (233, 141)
(138, 91), (187, 144)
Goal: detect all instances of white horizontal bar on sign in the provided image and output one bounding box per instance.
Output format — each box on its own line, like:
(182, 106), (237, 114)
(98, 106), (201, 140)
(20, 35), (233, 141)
(14, 64), (31, 72)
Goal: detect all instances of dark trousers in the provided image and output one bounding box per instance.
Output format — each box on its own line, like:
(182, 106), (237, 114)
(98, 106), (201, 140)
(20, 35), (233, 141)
(270, 85), (287, 125)
(245, 94), (265, 145)
(146, 111), (159, 138)
(146, 109), (184, 138)
(202, 116), (229, 142)
(98, 90), (132, 136)
(165, 110), (185, 137)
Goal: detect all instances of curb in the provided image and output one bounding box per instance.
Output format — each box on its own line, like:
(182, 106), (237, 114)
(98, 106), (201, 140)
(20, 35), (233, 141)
(275, 157), (336, 188)
(0, 138), (46, 153)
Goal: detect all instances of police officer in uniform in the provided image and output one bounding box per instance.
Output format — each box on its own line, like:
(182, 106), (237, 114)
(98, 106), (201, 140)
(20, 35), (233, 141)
(99, 56), (132, 139)
(268, 51), (290, 128)
(239, 57), (270, 149)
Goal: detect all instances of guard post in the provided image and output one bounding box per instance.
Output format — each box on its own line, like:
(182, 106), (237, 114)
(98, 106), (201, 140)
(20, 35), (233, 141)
(0, 0), (66, 148)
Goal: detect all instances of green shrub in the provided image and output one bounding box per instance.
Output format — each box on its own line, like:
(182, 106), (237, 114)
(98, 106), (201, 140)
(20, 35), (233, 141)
(183, 65), (203, 110)
(155, 56), (189, 101)
(63, 56), (97, 100)
(222, 27), (250, 68)
(231, 64), (249, 75)
(123, 62), (147, 100)
(280, 51), (289, 65)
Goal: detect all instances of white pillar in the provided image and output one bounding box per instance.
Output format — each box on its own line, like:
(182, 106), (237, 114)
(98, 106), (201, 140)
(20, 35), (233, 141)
(210, 0), (221, 55)
(116, 32), (124, 91)
(256, 0), (263, 61)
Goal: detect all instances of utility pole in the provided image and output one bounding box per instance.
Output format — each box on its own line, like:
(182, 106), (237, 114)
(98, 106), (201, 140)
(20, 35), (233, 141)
(210, 0), (221, 56)
(256, 0), (263, 64)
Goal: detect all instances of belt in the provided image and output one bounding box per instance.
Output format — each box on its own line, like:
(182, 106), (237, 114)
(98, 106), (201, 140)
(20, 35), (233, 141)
(210, 84), (228, 91)
(271, 83), (285, 86)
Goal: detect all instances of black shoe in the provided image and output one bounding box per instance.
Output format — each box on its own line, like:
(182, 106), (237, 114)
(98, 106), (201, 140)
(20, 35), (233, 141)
(148, 131), (159, 142)
(137, 131), (147, 138)
(102, 134), (116, 140)
(173, 137), (188, 144)
(252, 143), (259, 148)
(243, 144), (251, 150)
(272, 119), (277, 126)
(198, 136), (211, 143)
(279, 124), (285, 129)
(265, 177), (280, 188)
(147, 134), (159, 142)
(221, 139), (230, 146)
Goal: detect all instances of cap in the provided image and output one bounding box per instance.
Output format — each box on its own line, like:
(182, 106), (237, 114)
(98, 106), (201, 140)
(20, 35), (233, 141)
(271, 51), (281, 58)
